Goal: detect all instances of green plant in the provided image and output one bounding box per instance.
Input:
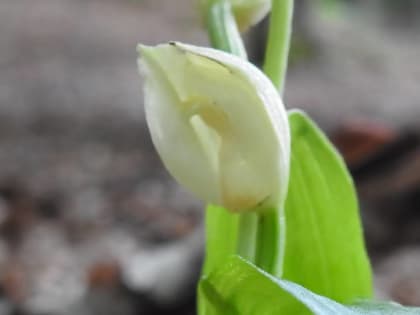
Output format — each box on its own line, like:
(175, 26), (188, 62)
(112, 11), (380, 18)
(137, 1), (420, 314)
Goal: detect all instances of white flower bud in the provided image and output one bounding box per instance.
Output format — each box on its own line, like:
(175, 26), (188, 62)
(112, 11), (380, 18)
(201, 0), (271, 32)
(138, 42), (289, 212)
(230, 0), (271, 31)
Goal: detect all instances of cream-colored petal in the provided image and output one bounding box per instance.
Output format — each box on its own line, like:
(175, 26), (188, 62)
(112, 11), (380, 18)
(140, 46), (220, 204)
(138, 42), (290, 212)
(230, 0), (271, 31)
(200, 0), (271, 32)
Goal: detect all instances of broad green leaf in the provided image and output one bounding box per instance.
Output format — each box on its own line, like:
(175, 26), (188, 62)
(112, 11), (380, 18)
(284, 110), (372, 302)
(200, 256), (420, 315)
(201, 256), (310, 315)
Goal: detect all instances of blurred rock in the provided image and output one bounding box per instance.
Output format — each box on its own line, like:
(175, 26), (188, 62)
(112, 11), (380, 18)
(123, 228), (203, 306)
(0, 299), (14, 315)
(62, 287), (138, 315)
(88, 261), (121, 290)
(375, 247), (420, 306)
(331, 120), (397, 167)
(284, 3), (420, 132)
(0, 183), (37, 246)
(18, 224), (86, 314)
(2, 264), (26, 304)
(0, 197), (10, 226)
(355, 137), (420, 255)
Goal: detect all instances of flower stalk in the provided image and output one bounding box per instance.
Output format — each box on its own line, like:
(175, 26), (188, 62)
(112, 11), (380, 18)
(202, 0), (293, 279)
(206, 0), (248, 58)
(205, 0), (261, 270)
(263, 0), (294, 94)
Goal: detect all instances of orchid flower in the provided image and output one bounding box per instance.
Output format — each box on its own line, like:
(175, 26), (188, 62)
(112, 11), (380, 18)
(201, 0), (271, 32)
(138, 42), (290, 213)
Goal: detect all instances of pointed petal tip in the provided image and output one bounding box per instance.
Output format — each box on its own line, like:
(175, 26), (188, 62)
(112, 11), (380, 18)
(137, 44), (154, 57)
(137, 42), (181, 63)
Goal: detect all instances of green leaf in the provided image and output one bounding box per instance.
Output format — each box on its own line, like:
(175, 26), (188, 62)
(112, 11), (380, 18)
(200, 256), (310, 315)
(283, 110), (373, 302)
(200, 256), (420, 315)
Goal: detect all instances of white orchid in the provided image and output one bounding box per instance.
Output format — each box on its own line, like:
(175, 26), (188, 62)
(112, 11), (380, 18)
(138, 42), (289, 212)
(201, 0), (271, 32)
(230, 0), (271, 31)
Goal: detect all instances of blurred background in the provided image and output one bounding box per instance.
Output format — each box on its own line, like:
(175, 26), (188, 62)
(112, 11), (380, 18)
(0, 0), (419, 314)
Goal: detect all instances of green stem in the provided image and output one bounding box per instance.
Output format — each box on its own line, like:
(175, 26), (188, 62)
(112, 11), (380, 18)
(204, 0), (291, 280)
(236, 212), (258, 261)
(206, 0), (247, 59)
(255, 208), (286, 277)
(263, 0), (294, 94)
